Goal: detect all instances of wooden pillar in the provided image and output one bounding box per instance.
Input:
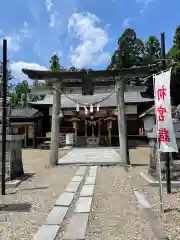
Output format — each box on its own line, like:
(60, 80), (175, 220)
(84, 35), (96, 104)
(73, 121), (78, 146)
(107, 121), (112, 147)
(98, 117), (100, 138)
(33, 122), (37, 149)
(85, 119), (87, 137)
(116, 79), (129, 164)
(49, 84), (60, 166)
(92, 122), (94, 137)
(24, 125), (27, 148)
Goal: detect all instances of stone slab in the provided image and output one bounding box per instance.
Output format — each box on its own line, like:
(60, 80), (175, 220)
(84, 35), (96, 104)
(5, 179), (22, 188)
(75, 197), (92, 213)
(134, 190), (151, 209)
(89, 169), (97, 177)
(84, 177), (96, 185)
(65, 181), (80, 193)
(33, 225), (59, 240)
(63, 213), (89, 240)
(140, 172), (180, 188)
(79, 166), (86, 171)
(71, 176), (83, 182)
(58, 148), (122, 166)
(44, 206), (68, 225)
(76, 171), (85, 176)
(76, 168), (86, 176)
(55, 192), (75, 207)
(80, 185), (94, 197)
(89, 166), (97, 172)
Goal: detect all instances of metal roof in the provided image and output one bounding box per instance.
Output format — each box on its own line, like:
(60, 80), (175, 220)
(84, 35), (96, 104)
(29, 92), (153, 108)
(10, 108), (42, 118)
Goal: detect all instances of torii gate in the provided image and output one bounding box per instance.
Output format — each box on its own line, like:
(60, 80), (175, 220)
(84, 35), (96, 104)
(22, 66), (154, 166)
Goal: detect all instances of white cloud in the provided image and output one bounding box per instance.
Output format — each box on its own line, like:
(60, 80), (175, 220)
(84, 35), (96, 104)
(136, 0), (157, 12)
(68, 12), (110, 68)
(10, 61), (48, 83)
(122, 17), (132, 28)
(0, 21), (30, 54)
(2, 35), (22, 53)
(45, 0), (53, 12)
(49, 12), (58, 27)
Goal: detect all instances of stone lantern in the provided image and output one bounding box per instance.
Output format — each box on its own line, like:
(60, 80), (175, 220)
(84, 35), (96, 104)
(69, 117), (80, 146)
(104, 116), (116, 146)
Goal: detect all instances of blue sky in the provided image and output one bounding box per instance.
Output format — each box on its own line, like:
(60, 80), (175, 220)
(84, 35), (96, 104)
(0, 0), (179, 82)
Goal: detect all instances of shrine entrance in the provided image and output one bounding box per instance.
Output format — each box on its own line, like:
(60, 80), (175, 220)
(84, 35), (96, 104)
(22, 66), (153, 166)
(85, 116), (100, 137)
(86, 117), (99, 137)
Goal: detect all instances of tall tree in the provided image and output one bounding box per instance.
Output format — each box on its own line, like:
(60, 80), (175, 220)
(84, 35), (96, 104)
(15, 80), (30, 107)
(108, 28), (145, 73)
(50, 54), (60, 71)
(143, 36), (161, 65)
(167, 26), (180, 105)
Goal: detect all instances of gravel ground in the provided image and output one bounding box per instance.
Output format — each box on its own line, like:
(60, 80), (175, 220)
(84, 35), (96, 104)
(115, 147), (150, 165)
(86, 166), (158, 240)
(0, 149), (77, 240)
(134, 166), (180, 240)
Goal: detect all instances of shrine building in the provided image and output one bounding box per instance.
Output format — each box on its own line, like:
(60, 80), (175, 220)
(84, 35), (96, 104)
(25, 85), (153, 148)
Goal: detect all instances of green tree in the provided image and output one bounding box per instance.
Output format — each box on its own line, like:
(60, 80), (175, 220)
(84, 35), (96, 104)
(15, 80), (30, 107)
(50, 54), (60, 71)
(108, 28), (145, 71)
(143, 36), (161, 65)
(167, 26), (180, 105)
(10, 92), (18, 108)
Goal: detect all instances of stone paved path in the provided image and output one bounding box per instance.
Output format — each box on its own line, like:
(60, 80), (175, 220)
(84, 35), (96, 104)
(32, 164), (168, 240)
(58, 148), (122, 165)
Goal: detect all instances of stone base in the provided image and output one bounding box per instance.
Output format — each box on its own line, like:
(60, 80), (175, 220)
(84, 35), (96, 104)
(0, 134), (24, 180)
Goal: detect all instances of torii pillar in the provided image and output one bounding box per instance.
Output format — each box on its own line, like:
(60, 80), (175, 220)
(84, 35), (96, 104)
(116, 78), (130, 165)
(50, 83), (61, 166)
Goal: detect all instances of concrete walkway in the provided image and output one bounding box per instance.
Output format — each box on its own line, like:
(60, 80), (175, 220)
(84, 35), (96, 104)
(58, 148), (122, 165)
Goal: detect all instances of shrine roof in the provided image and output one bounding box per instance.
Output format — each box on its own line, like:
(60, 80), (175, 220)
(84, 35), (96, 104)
(29, 92), (153, 108)
(10, 107), (43, 119)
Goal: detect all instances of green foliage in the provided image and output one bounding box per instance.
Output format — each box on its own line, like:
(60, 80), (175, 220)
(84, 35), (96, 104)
(115, 28), (145, 68)
(143, 36), (161, 65)
(50, 54), (60, 71)
(10, 92), (18, 108)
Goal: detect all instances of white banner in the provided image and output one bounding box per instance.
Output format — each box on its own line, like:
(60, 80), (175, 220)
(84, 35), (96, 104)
(154, 68), (178, 152)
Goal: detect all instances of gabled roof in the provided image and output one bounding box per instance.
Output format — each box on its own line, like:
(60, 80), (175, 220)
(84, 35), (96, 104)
(29, 92), (153, 108)
(10, 108), (43, 119)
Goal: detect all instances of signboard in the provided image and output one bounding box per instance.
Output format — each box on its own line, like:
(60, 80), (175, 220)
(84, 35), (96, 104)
(28, 126), (34, 139)
(154, 69), (178, 152)
(87, 137), (99, 146)
(66, 133), (74, 146)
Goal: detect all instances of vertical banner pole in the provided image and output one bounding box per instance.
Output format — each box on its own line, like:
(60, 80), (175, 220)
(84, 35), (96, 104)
(1, 39), (7, 195)
(153, 75), (164, 216)
(161, 32), (172, 194)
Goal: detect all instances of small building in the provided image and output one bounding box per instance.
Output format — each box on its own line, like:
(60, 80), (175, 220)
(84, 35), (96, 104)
(139, 105), (180, 180)
(9, 107), (43, 148)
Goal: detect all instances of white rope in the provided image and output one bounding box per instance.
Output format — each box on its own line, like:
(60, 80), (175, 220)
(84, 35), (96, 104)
(52, 68), (170, 106)
(53, 86), (116, 106)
